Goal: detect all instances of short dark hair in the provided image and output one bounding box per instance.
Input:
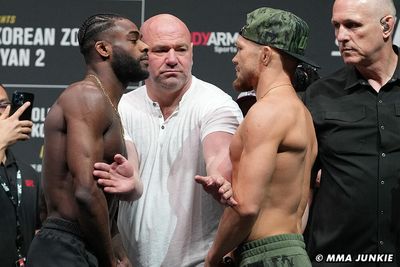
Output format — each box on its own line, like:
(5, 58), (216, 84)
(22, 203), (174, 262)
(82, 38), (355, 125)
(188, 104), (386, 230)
(78, 13), (129, 60)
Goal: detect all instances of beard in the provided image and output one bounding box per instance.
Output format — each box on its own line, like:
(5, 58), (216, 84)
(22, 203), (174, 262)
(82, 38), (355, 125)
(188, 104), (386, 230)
(233, 73), (254, 92)
(111, 46), (149, 84)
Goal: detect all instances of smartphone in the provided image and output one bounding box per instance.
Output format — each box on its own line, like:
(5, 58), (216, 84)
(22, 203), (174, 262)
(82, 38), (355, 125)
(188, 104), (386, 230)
(10, 91), (34, 120)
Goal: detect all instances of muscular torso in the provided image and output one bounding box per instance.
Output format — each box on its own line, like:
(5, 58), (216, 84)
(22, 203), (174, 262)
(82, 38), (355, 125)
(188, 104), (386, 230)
(42, 81), (126, 225)
(230, 89), (317, 241)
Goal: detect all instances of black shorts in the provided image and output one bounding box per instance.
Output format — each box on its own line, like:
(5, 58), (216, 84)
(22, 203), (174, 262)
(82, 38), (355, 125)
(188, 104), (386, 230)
(26, 217), (98, 267)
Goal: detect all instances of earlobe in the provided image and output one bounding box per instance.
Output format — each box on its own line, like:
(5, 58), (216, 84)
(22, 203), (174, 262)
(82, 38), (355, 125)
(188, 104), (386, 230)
(95, 41), (111, 58)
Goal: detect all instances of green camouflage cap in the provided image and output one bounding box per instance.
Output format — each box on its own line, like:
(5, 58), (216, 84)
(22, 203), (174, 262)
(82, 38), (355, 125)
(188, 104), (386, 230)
(240, 7), (319, 68)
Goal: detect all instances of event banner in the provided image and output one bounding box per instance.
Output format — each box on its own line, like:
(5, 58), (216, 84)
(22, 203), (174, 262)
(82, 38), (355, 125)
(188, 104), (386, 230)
(1, 0), (400, 172)
(2, 0), (144, 172)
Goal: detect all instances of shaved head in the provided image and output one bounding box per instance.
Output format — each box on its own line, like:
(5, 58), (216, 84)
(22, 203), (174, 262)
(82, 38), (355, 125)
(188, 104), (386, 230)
(141, 14), (191, 44)
(379, 0), (396, 17)
(334, 0), (396, 20)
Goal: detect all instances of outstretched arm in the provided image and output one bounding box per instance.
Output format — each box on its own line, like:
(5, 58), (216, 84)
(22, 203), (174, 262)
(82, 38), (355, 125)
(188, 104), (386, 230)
(195, 131), (237, 206)
(94, 140), (143, 201)
(206, 106), (283, 266)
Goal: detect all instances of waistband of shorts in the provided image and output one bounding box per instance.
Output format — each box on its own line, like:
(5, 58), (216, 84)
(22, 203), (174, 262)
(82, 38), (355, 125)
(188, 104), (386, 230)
(43, 217), (83, 238)
(235, 233), (305, 256)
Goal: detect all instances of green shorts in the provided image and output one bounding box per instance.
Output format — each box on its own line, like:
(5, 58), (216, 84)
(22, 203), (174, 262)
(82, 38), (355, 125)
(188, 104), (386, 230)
(234, 233), (311, 267)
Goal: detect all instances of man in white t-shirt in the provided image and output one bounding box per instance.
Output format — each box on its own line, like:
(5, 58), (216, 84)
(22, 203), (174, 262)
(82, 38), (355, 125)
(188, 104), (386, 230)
(94, 14), (242, 267)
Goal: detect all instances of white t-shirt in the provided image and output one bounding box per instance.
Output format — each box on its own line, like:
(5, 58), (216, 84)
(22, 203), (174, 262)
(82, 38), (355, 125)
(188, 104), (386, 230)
(118, 76), (242, 267)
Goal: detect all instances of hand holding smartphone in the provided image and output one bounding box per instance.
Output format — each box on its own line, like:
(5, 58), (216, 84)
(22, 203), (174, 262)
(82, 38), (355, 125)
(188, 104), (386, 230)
(10, 91), (34, 121)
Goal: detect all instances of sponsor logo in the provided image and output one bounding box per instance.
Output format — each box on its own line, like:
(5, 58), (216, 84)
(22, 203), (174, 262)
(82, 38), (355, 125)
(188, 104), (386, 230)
(191, 32), (238, 54)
